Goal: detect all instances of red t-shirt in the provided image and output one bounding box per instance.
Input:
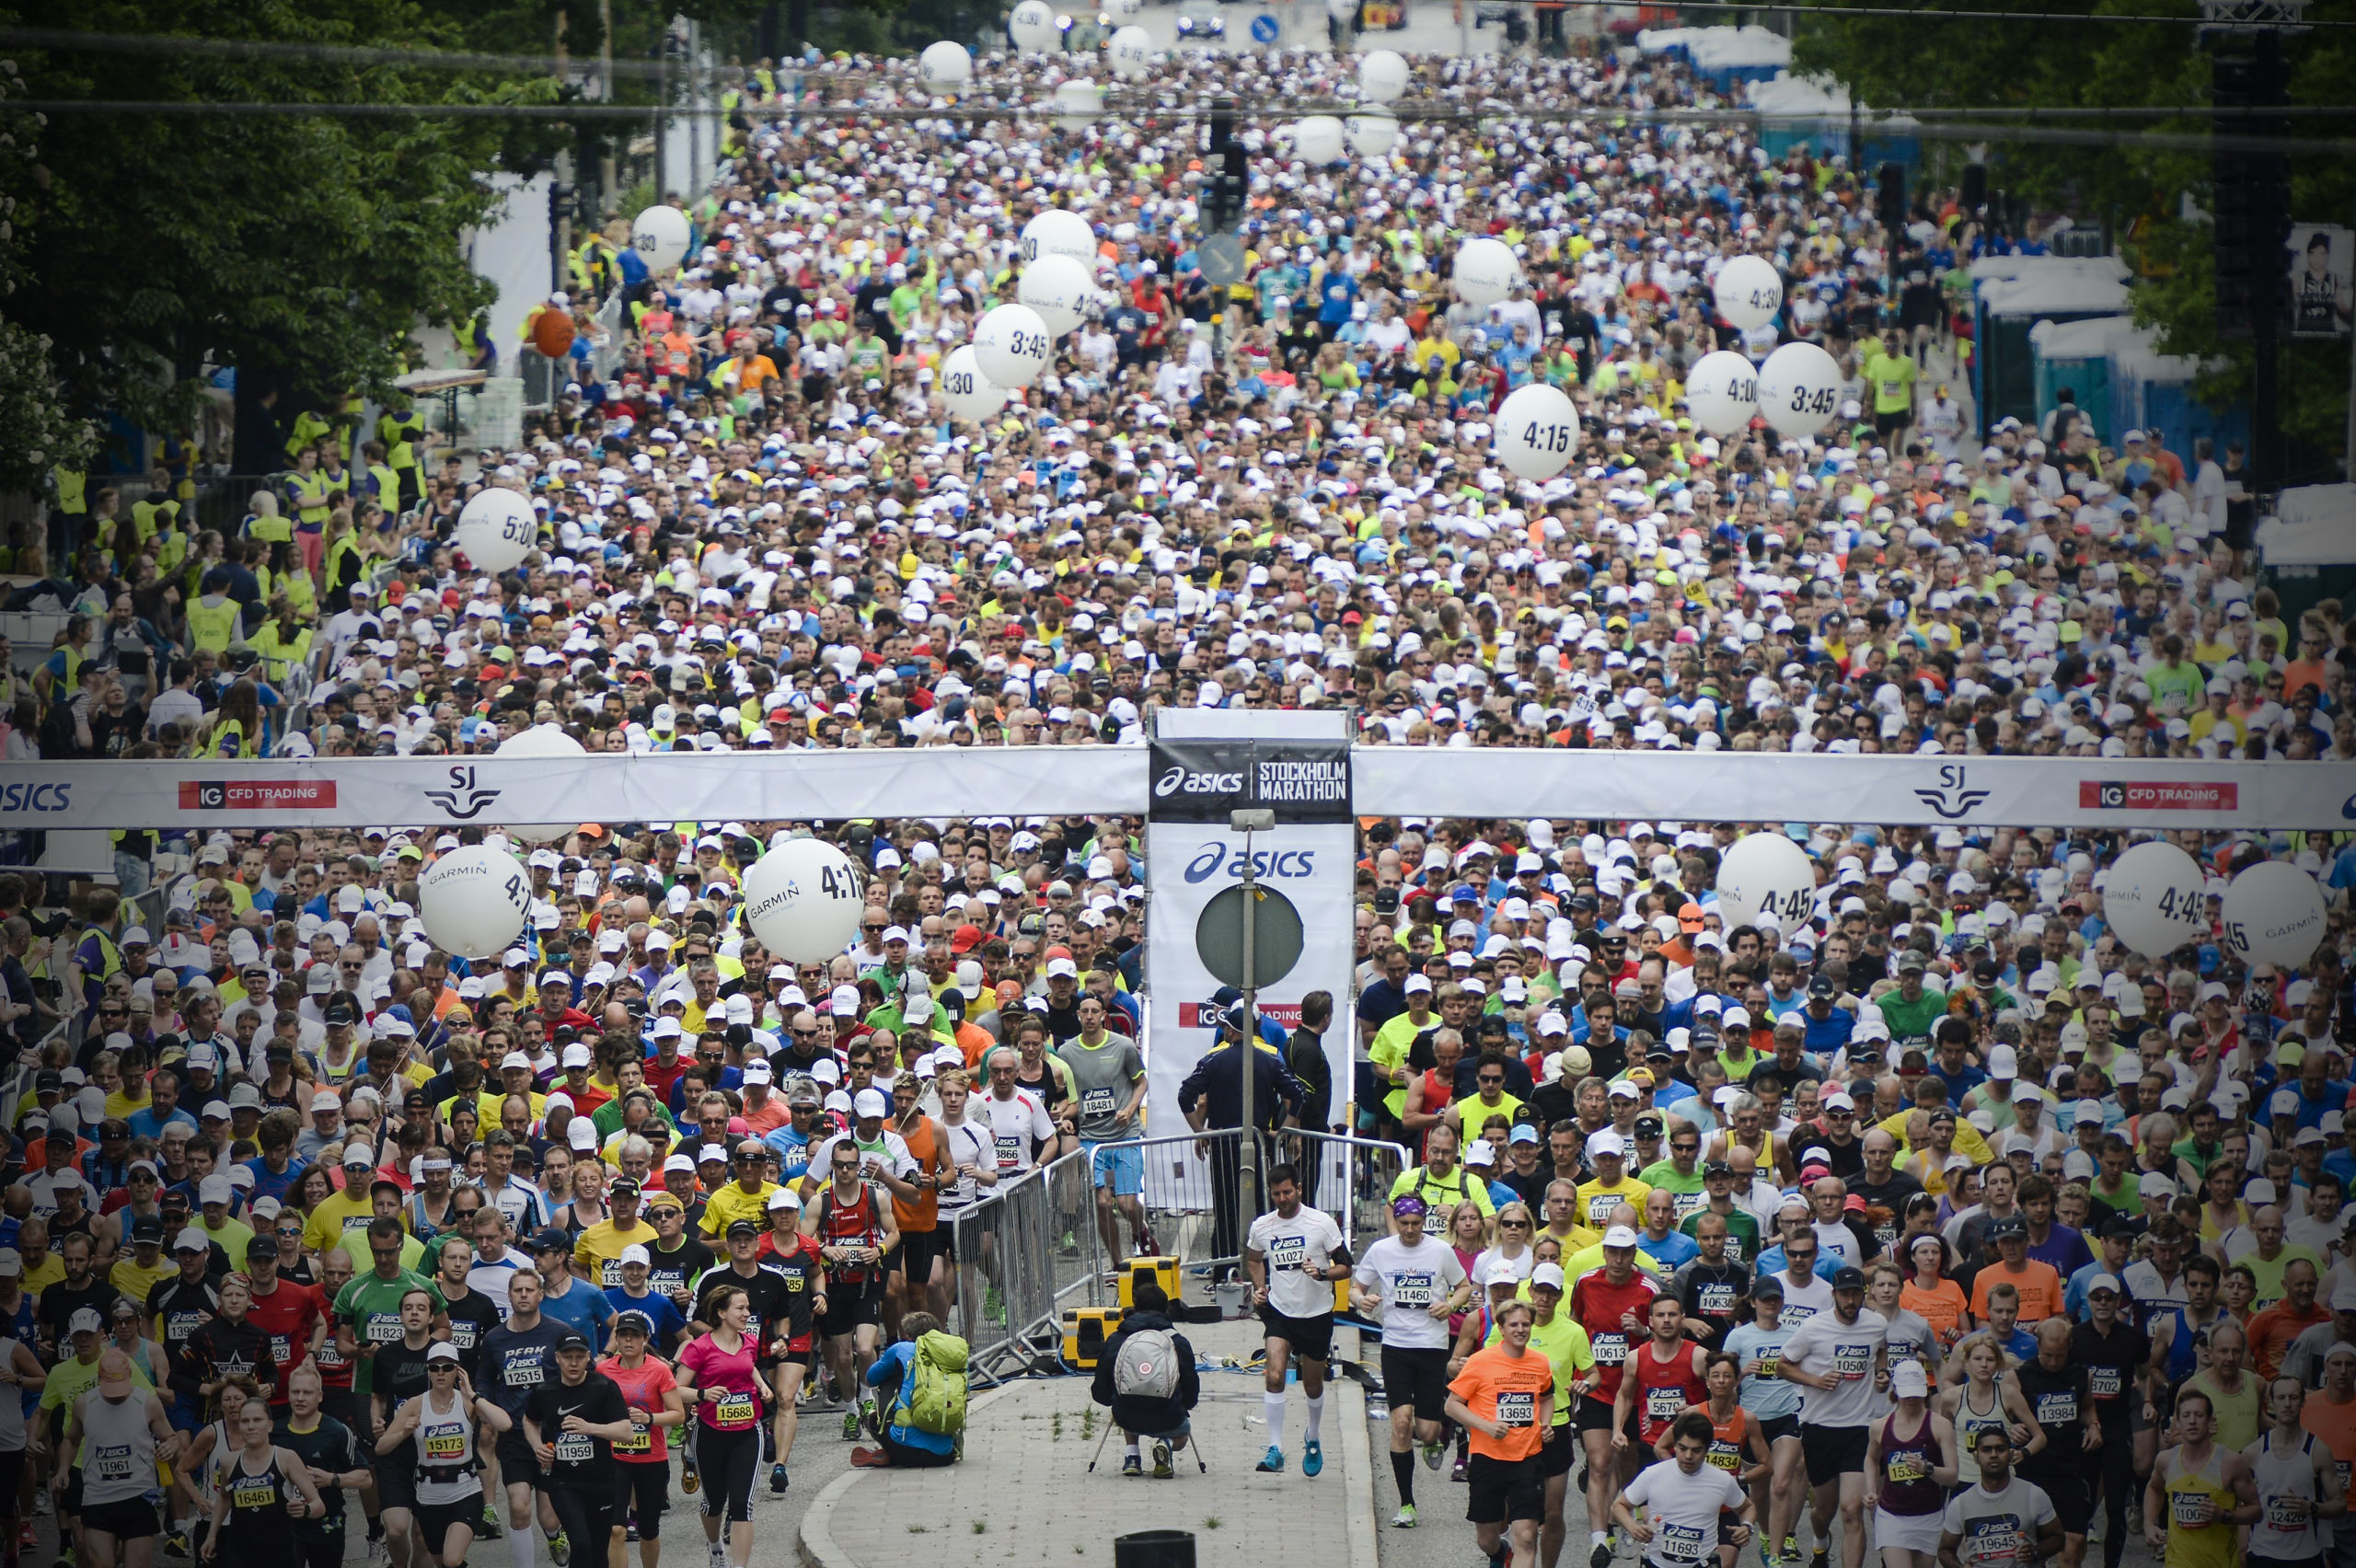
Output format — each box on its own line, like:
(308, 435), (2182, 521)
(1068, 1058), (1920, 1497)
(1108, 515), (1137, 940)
(1568, 1271), (1659, 1402)
(245, 1277), (325, 1404)
(597, 1355), (680, 1464)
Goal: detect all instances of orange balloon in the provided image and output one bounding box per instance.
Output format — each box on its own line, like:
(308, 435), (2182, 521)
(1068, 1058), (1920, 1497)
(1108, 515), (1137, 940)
(532, 308), (576, 359)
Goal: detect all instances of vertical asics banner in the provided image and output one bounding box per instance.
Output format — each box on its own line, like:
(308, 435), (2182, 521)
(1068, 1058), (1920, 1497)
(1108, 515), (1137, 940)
(1143, 711), (1356, 1137)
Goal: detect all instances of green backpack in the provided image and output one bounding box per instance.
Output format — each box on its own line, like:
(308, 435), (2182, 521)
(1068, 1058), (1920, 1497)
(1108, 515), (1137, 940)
(905, 1330), (971, 1437)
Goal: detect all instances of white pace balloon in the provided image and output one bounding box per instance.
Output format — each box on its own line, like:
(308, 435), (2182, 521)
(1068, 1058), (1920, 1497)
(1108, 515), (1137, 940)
(918, 40), (974, 89)
(1714, 831), (1818, 934)
(1017, 252), (1093, 337)
(1755, 340), (1843, 435)
(937, 345), (1008, 422)
(743, 839), (868, 963)
(1021, 207), (1097, 268)
(1684, 350), (1760, 438)
(1358, 48), (1409, 103)
(1054, 76), (1103, 131)
(1453, 235), (1519, 306)
(1008, 0), (1061, 50)
(1345, 110), (1399, 158)
(1494, 383), (1579, 482)
(2222, 860), (2330, 967)
(2100, 840), (2210, 961)
(1713, 254), (1784, 330)
(492, 725), (589, 845)
(1107, 25), (1153, 77)
(1289, 116), (1346, 165)
(629, 203), (691, 273)
(454, 487), (538, 573)
(974, 303), (1052, 388)
(418, 844), (533, 960)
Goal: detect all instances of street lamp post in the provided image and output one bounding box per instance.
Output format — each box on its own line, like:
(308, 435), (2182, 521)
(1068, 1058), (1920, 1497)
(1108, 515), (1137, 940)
(1230, 808), (1276, 1237)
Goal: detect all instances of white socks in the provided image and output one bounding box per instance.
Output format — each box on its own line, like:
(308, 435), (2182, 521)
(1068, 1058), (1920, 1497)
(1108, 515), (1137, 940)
(1304, 1393), (1324, 1442)
(509, 1522), (537, 1568)
(1265, 1391), (1288, 1445)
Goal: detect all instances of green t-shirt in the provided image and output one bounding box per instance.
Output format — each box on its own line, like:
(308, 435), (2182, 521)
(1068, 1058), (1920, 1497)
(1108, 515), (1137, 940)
(1680, 1203), (1762, 1268)
(1637, 1161), (1709, 1223)
(1877, 988), (1946, 1051)
(1369, 1009), (1434, 1117)
(1864, 351), (1918, 415)
(333, 1269), (444, 1396)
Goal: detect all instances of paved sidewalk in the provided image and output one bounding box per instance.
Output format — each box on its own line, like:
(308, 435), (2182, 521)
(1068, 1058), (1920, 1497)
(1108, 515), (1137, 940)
(801, 1318), (1377, 1568)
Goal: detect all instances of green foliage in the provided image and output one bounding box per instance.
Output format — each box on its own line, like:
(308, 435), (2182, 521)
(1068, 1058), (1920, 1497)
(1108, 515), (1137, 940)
(1793, 0), (2356, 462)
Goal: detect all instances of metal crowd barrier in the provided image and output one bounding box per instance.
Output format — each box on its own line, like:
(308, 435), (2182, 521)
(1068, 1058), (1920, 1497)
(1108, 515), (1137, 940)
(948, 1124), (1408, 1384)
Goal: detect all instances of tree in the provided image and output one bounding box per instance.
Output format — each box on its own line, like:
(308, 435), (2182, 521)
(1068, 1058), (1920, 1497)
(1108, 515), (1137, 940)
(0, 59), (98, 492)
(1792, 0), (2356, 471)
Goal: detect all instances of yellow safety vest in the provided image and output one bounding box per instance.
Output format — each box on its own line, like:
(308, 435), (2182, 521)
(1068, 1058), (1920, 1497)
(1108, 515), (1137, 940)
(52, 469), (86, 514)
(203, 718), (257, 759)
(187, 598), (240, 656)
(368, 464), (401, 513)
(381, 412), (424, 472)
(323, 535), (360, 596)
(251, 625), (313, 686)
(79, 927), (121, 985)
(284, 409), (330, 459)
(130, 498), (177, 542)
(281, 568), (317, 620)
(41, 646), (81, 707)
(285, 470), (331, 530)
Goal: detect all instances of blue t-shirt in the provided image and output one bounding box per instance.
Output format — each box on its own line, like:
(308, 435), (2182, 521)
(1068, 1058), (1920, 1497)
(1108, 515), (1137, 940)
(537, 1275), (616, 1352)
(127, 1105), (199, 1142)
(603, 1286), (687, 1351)
(241, 1154), (310, 1205)
(1318, 271), (1359, 326)
(867, 1339), (954, 1455)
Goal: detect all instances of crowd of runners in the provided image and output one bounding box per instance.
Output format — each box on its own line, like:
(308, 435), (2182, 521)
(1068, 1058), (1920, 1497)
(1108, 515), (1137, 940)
(4, 24), (2350, 1568)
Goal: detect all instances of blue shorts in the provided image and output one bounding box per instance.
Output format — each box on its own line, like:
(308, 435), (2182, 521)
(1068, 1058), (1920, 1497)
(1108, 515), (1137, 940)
(167, 1393), (203, 1435)
(1133, 1415), (1191, 1442)
(1085, 1140), (1144, 1197)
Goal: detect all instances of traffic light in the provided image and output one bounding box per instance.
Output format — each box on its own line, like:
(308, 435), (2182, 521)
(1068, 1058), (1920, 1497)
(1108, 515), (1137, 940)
(1206, 102), (1247, 236)
(2211, 29), (2292, 340)
(1877, 162), (1908, 240)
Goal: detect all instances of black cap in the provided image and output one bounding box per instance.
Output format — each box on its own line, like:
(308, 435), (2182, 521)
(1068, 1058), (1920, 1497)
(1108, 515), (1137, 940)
(1702, 1160), (1733, 1178)
(246, 1235), (280, 1260)
(32, 1069), (61, 1092)
(1831, 1265), (1867, 1290)
(1634, 1115), (1664, 1136)
(323, 1002), (358, 1026)
(129, 1216), (165, 1243)
(1807, 974), (1838, 999)
(610, 1178), (641, 1198)
(1750, 1274), (1784, 1299)
(530, 1228), (574, 1253)
(553, 1330), (590, 1353)
(726, 1217), (761, 1239)
(1986, 1216), (2028, 1241)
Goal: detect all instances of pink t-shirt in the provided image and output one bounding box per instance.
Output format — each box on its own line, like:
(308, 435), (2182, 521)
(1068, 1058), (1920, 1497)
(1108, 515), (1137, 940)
(677, 1333), (763, 1432)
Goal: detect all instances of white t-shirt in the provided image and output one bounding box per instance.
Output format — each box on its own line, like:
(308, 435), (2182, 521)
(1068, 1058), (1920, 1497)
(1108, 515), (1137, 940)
(976, 1090), (1055, 1175)
(1781, 1306), (1889, 1428)
(1354, 1235), (1469, 1351)
(1246, 1205), (1347, 1320)
(1940, 1477), (2058, 1568)
(808, 1129), (918, 1185)
(1773, 1272), (1837, 1331)
(1623, 1458), (1749, 1568)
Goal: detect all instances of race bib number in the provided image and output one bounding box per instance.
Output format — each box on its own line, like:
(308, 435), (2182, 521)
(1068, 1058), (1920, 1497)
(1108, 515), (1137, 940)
(2268, 1500), (2309, 1530)
(167, 1309), (205, 1343)
(1657, 1521), (1710, 1562)
(1888, 1451), (1927, 1483)
(995, 1134), (1024, 1168)
(1755, 1354), (1781, 1379)
(615, 1427), (650, 1454)
(1646, 1387), (1685, 1420)
(1672, 1191), (1705, 1221)
(422, 1426), (467, 1460)
(1392, 1273), (1436, 1308)
(1709, 1441), (1741, 1472)
(1875, 1220), (1898, 1249)
(270, 1333), (294, 1364)
(504, 1354), (544, 1389)
(232, 1480), (277, 1509)
(1080, 1088), (1117, 1117)
(1269, 1237), (1308, 1270)
(1587, 1195), (1617, 1227)
(1968, 1518), (2025, 1562)
(1496, 1390), (1535, 1428)
(450, 1322), (479, 1352)
(1697, 1285), (1736, 1317)
(1832, 1343), (1871, 1380)
(367, 1314), (404, 1343)
(713, 1392), (756, 1426)
(2088, 1368), (2121, 1399)
(2036, 1391), (2077, 1425)
(91, 1443), (133, 1481)
(1592, 1332), (1627, 1366)
(554, 1434), (595, 1464)
(602, 1261), (625, 1287)
(2173, 1492), (2212, 1528)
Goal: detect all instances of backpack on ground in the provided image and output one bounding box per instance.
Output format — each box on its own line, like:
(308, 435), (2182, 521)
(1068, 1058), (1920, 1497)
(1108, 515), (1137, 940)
(1112, 1325), (1181, 1401)
(906, 1329), (970, 1436)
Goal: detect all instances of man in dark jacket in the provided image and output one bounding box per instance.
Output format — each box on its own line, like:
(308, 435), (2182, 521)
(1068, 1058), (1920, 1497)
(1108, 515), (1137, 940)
(1180, 1003), (1309, 1278)
(1090, 1283), (1200, 1478)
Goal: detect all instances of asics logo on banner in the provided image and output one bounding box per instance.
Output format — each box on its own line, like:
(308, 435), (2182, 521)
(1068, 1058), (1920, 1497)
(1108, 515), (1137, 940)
(1184, 843), (1317, 883)
(1914, 764), (1991, 821)
(1155, 764), (1243, 799)
(424, 765), (503, 820)
(0, 782), (70, 813)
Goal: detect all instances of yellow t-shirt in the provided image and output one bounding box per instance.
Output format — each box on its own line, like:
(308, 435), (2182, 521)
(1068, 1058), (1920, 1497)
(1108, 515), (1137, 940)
(699, 1181), (780, 1239)
(1575, 1176), (1653, 1231)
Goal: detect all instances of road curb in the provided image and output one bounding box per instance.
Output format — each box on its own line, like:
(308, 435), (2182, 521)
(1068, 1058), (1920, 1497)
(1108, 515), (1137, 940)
(1337, 1371), (1379, 1568)
(796, 1381), (1019, 1568)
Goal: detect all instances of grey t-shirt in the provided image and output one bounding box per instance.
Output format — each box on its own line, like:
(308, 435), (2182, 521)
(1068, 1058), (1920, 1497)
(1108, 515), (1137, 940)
(1941, 1477), (2058, 1568)
(1057, 1034), (1144, 1141)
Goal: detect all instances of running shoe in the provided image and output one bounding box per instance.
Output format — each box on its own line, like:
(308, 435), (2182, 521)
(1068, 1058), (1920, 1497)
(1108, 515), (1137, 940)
(1121, 1454), (1143, 1477)
(849, 1447), (889, 1469)
(1451, 1453), (1468, 1482)
(1302, 1438), (1323, 1478)
(1421, 1437), (1445, 1469)
(162, 1532), (190, 1561)
(549, 1532), (571, 1567)
(479, 1503), (503, 1537)
(680, 1456), (700, 1495)
(1593, 1541), (1614, 1568)
(1391, 1504), (1417, 1528)
(770, 1462), (789, 1494)
(843, 1402), (864, 1440)
(1150, 1439), (1173, 1479)
(1255, 1445), (1285, 1473)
